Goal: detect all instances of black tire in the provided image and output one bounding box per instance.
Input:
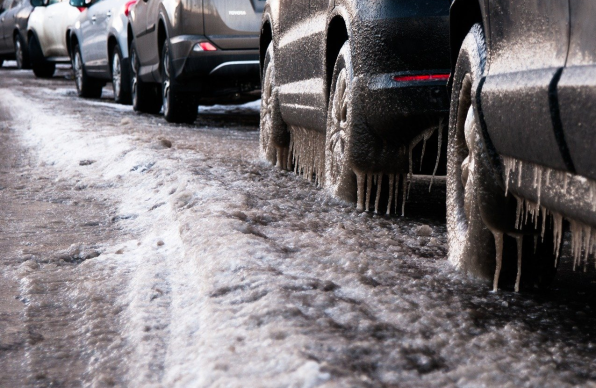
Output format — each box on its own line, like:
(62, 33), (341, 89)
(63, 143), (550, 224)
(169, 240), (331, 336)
(111, 44), (131, 104)
(260, 43), (290, 168)
(447, 24), (558, 291)
(29, 34), (55, 78)
(324, 41), (357, 204)
(130, 42), (161, 114)
(72, 44), (103, 98)
(161, 40), (197, 124)
(14, 33), (30, 70)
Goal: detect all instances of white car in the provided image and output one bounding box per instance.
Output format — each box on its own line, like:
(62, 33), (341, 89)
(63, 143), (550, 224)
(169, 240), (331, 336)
(67, 0), (136, 102)
(27, 0), (80, 77)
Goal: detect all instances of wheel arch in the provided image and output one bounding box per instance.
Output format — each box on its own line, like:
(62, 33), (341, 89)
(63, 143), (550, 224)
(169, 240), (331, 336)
(325, 14), (349, 105)
(259, 15), (273, 76)
(449, 0), (488, 90)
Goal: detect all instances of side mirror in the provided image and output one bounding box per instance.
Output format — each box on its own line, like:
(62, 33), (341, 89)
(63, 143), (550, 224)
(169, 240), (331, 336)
(31, 0), (49, 6)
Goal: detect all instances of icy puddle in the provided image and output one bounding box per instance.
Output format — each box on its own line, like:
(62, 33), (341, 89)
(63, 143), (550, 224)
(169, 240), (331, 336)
(0, 69), (596, 387)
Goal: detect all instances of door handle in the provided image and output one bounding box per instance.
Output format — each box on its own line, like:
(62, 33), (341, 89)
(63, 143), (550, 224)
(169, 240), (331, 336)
(91, 15), (96, 22)
(106, 10), (111, 17)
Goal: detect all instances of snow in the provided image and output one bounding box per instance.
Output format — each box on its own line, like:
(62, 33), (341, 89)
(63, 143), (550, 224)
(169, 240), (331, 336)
(3, 79), (596, 387)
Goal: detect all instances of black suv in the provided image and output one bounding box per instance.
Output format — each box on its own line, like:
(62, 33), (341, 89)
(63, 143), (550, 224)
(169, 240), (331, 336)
(127, 0), (263, 123)
(448, 1), (596, 291)
(259, 0), (450, 214)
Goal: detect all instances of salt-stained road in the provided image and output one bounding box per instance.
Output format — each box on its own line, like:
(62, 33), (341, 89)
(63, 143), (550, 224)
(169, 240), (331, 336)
(1, 63), (596, 388)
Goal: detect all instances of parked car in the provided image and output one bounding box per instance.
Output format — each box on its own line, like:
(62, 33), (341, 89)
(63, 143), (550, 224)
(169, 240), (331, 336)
(127, 0), (262, 123)
(0, 0), (33, 69)
(259, 1), (450, 214)
(27, 0), (80, 78)
(67, 0), (136, 103)
(448, 1), (596, 291)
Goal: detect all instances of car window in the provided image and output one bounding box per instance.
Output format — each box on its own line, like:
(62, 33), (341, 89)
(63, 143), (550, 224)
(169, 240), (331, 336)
(48, 0), (61, 4)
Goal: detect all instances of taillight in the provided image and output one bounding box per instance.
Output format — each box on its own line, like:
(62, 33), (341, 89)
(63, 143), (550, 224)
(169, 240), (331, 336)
(77, 6), (85, 11)
(192, 42), (217, 52)
(124, 0), (137, 16)
(393, 73), (450, 82)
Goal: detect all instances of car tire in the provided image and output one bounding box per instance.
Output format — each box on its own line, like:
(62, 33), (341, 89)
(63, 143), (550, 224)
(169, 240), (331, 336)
(260, 43), (290, 168)
(14, 34), (30, 70)
(29, 34), (55, 78)
(447, 24), (558, 290)
(112, 44), (131, 104)
(130, 42), (161, 114)
(72, 44), (103, 98)
(324, 41), (357, 203)
(161, 40), (197, 124)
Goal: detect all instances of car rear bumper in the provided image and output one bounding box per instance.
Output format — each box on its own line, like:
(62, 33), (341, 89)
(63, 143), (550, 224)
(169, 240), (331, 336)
(169, 34), (260, 96)
(357, 72), (450, 144)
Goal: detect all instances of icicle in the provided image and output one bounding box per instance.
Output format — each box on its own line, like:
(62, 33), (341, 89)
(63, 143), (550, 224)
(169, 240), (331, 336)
(387, 174), (395, 215)
(374, 174), (382, 214)
(401, 174), (407, 216)
(395, 174), (400, 214)
(366, 173), (372, 212)
(564, 172), (569, 192)
(503, 156), (516, 195)
(517, 160), (523, 183)
(407, 145), (413, 199)
(492, 231), (504, 292)
(420, 136), (427, 171)
(540, 205), (548, 241)
(356, 171), (365, 211)
(535, 167), (543, 205)
(515, 195), (523, 230)
(515, 236), (523, 292)
(552, 212), (563, 264)
(429, 118), (443, 192)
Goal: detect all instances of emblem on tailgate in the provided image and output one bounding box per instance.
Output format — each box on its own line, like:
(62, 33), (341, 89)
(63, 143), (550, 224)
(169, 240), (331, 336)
(229, 10), (247, 16)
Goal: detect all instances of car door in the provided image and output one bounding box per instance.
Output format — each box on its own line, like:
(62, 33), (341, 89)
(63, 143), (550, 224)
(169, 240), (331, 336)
(0, 0), (14, 53)
(81, 0), (111, 72)
(556, 1), (596, 181)
(277, 0), (325, 131)
(131, 0), (158, 75)
(480, 0), (571, 172)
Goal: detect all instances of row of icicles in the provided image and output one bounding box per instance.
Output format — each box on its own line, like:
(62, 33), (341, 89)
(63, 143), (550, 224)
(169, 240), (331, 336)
(492, 157), (596, 292)
(286, 120), (444, 216)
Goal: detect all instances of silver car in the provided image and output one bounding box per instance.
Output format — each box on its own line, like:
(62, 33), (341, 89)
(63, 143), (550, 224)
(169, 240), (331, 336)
(67, 0), (136, 103)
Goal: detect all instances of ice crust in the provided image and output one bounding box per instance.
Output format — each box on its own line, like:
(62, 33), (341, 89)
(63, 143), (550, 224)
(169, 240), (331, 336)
(504, 156), (596, 272)
(3, 84), (596, 387)
(285, 121), (444, 216)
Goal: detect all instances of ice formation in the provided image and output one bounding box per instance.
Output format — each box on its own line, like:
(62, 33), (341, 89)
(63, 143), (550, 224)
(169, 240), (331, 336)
(499, 155), (596, 291)
(289, 120), (444, 215)
(289, 126), (325, 186)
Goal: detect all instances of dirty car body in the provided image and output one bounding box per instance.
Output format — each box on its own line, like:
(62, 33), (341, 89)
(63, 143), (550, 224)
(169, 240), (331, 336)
(260, 0), (451, 209)
(448, 0), (596, 288)
(127, 0), (262, 107)
(0, 0), (33, 68)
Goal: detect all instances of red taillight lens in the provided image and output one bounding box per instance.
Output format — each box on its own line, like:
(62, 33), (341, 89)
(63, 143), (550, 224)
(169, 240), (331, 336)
(198, 42), (217, 51)
(124, 0), (137, 16)
(393, 73), (450, 82)
(77, 6), (85, 12)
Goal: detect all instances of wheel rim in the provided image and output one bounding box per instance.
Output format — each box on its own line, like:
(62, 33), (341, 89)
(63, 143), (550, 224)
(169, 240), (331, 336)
(15, 39), (23, 68)
(260, 62), (273, 151)
(328, 68), (349, 180)
(74, 52), (83, 93)
(112, 53), (121, 99)
(162, 51), (170, 115)
(131, 49), (138, 106)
